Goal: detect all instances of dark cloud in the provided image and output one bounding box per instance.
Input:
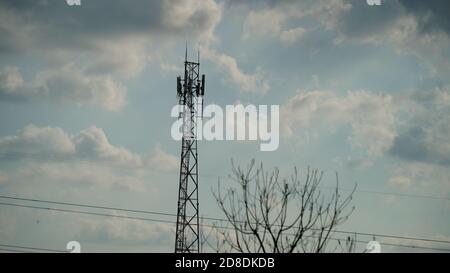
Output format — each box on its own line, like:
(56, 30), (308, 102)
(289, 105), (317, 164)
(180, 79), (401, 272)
(390, 127), (430, 162)
(0, 0), (163, 33)
(224, 0), (293, 8)
(0, 0), (221, 108)
(0, 0), (221, 53)
(0, 0), (156, 52)
(389, 87), (450, 166)
(313, 0), (450, 43)
(390, 126), (450, 166)
(399, 0), (450, 35)
(332, 0), (403, 39)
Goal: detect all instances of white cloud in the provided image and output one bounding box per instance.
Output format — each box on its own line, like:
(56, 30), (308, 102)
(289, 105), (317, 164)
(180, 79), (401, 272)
(202, 47), (270, 94)
(10, 162), (146, 192)
(280, 27), (307, 46)
(73, 126), (143, 167)
(333, 156), (374, 170)
(241, 0), (349, 45)
(281, 90), (396, 156)
(0, 124), (75, 156)
(388, 161), (450, 195)
(0, 124), (177, 171)
(162, 0), (222, 43)
(147, 145), (179, 172)
(387, 175), (412, 189)
(36, 66), (127, 111)
(0, 65), (127, 111)
(0, 125), (180, 193)
(83, 39), (150, 80)
(0, 66), (24, 95)
(78, 217), (172, 246)
(242, 8), (285, 39)
(160, 62), (182, 74)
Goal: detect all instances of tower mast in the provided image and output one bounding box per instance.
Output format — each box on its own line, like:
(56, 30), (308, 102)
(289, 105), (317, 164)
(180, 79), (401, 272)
(174, 47), (205, 253)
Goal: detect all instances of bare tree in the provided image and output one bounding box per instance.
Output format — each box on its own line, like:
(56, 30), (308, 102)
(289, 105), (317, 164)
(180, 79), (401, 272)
(205, 159), (356, 253)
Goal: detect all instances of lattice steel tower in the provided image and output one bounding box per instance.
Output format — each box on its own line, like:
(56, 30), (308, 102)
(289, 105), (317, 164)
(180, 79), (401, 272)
(174, 48), (205, 253)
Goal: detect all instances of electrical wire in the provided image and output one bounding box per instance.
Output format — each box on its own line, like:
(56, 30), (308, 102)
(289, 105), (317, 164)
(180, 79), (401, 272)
(1, 200), (449, 252)
(1, 194), (449, 245)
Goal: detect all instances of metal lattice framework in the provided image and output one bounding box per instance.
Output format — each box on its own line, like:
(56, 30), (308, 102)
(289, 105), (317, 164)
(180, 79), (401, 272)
(174, 49), (205, 253)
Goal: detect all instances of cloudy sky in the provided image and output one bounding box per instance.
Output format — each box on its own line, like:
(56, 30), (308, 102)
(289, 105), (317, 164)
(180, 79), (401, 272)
(0, 0), (449, 252)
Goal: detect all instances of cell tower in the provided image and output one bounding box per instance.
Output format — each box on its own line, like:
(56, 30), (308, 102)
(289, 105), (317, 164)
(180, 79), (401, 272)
(174, 47), (205, 253)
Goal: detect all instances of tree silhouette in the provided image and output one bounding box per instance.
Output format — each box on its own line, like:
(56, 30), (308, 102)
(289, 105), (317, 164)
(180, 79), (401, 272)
(204, 159), (356, 253)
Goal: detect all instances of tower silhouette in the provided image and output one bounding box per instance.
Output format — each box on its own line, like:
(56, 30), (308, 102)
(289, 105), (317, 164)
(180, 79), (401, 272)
(174, 48), (205, 253)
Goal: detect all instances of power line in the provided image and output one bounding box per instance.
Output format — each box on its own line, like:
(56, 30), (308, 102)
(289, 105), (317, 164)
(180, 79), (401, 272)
(0, 194), (175, 218)
(322, 229), (450, 245)
(0, 248), (31, 253)
(0, 202), (175, 225)
(1, 232), (449, 253)
(340, 238), (450, 252)
(2, 201), (450, 252)
(1, 198), (450, 251)
(1, 194), (450, 245)
(361, 241), (450, 252)
(309, 184), (450, 201)
(1, 151), (449, 202)
(0, 243), (67, 253)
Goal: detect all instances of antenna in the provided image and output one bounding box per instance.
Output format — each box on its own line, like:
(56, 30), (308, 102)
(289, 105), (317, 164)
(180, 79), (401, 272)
(185, 41), (188, 63)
